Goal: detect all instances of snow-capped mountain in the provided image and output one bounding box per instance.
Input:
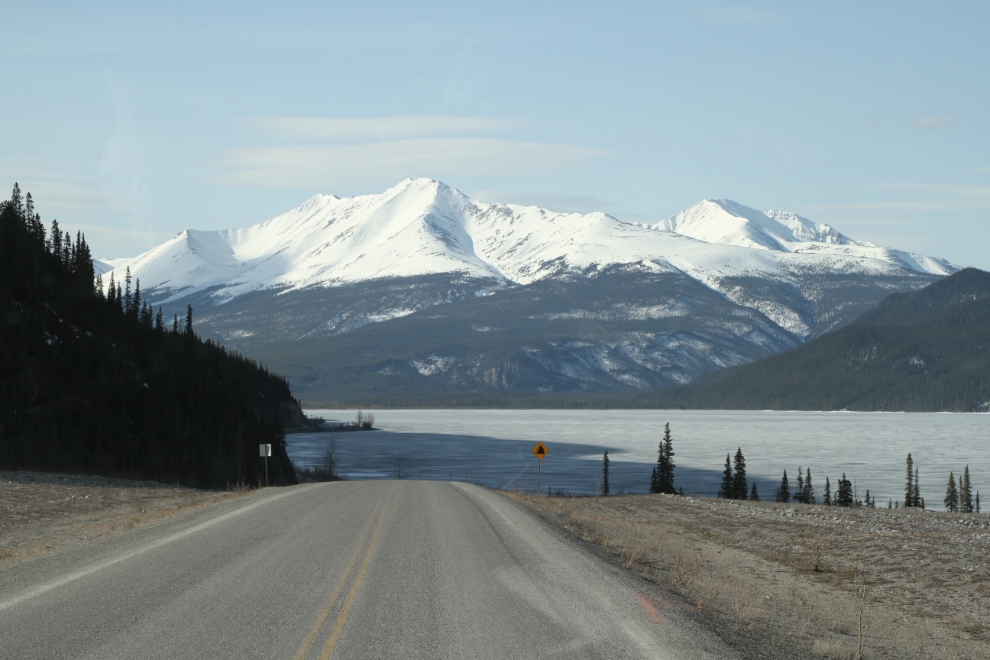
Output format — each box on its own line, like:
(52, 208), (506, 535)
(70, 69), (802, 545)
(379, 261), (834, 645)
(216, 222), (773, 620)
(105, 178), (952, 306)
(98, 179), (957, 400)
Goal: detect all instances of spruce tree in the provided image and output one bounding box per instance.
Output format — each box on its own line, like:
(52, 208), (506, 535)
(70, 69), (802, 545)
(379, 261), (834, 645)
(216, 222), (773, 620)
(905, 453), (914, 508)
(124, 266), (132, 314)
(749, 482), (759, 501)
(602, 451), (610, 496)
(961, 466), (973, 513)
(776, 470), (790, 503)
(913, 467), (922, 508)
(823, 477), (831, 506)
(49, 219), (61, 259)
(976, 492), (980, 514)
(185, 305), (194, 337)
(836, 474), (853, 507)
(107, 272), (117, 308)
(805, 467), (815, 505)
(659, 423), (675, 494)
(649, 466), (659, 494)
(944, 472), (959, 512)
(718, 454), (733, 498)
(795, 467), (805, 504)
(731, 448), (747, 500)
(132, 279), (141, 320)
(865, 489), (870, 508)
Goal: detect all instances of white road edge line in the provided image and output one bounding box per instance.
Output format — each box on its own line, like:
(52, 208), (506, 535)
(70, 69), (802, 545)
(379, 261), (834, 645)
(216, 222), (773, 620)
(0, 486), (310, 612)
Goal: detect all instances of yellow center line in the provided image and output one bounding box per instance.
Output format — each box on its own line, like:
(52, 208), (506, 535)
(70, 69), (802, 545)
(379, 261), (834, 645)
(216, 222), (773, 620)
(292, 489), (389, 660)
(317, 485), (396, 660)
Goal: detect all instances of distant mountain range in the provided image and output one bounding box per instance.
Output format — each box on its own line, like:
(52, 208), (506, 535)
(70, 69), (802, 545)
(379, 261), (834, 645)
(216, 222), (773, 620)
(642, 268), (990, 412)
(96, 178), (957, 402)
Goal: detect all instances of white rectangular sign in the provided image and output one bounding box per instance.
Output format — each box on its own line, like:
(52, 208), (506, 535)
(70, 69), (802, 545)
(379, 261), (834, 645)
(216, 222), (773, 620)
(260, 444), (271, 457)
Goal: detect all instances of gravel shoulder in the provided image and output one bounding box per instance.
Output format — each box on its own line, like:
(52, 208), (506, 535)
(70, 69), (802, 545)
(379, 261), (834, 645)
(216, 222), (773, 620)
(505, 491), (990, 660)
(0, 471), (248, 567)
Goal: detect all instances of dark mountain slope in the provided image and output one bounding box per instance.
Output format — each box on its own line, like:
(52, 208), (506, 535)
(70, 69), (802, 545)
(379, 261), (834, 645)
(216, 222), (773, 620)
(247, 267), (806, 402)
(640, 268), (990, 412)
(0, 185), (300, 487)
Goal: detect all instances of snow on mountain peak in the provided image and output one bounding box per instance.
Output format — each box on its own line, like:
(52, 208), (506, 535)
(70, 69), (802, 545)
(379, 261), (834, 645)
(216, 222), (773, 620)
(98, 181), (958, 308)
(652, 198), (861, 251)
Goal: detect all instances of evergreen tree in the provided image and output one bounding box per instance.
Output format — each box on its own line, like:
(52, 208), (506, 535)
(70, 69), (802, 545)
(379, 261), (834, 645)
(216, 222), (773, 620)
(185, 305), (194, 337)
(804, 467), (815, 505)
(649, 465), (659, 494)
(961, 465), (973, 513)
(602, 451), (610, 496)
(49, 218), (61, 259)
(836, 474), (854, 507)
(731, 447), (747, 500)
(155, 307), (163, 332)
(795, 467), (805, 504)
(749, 482), (759, 501)
(107, 272), (117, 308)
(976, 492), (981, 514)
(913, 467), (922, 508)
(718, 454), (733, 498)
(823, 477), (832, 506)
(905, 453), (915, 508)
(944, 471), (959, 512)
(173, 313), (179, 333)
(865, 489), (871, 508)
(124, 266), (132, 314)
(131, 278), (141, 320)
(776, 470), (790, 503)
(888, 499), (892, 509)
(658, 423), (675, 494)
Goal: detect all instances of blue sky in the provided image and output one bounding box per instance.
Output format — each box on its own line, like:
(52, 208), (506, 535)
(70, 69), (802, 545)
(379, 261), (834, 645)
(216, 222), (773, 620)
(2, 1), (988, 268)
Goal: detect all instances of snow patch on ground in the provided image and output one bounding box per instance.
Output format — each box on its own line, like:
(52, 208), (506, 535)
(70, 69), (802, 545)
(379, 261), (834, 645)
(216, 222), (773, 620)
(409, 355), (455, 376)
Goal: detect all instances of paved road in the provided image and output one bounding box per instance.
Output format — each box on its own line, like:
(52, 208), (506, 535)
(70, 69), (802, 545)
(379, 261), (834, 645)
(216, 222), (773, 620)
(0, 481), (738, 659)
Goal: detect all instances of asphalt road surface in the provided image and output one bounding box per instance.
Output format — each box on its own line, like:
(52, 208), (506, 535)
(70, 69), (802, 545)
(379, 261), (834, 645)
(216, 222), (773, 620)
(0, 481), (739, 659)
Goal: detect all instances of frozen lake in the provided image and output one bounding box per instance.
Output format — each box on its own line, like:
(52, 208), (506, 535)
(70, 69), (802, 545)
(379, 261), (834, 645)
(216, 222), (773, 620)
(287, 409), (988, 506)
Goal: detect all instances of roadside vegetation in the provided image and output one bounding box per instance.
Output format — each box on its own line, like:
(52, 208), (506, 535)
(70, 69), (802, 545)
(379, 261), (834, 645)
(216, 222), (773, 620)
(0, 185), (299, 488)
(505, 490), (990, 660)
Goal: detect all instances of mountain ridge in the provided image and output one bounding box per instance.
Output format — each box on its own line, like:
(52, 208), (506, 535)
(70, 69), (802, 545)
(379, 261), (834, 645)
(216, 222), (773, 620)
(99, 178), (956, 311)
(92, 180), (959, 399)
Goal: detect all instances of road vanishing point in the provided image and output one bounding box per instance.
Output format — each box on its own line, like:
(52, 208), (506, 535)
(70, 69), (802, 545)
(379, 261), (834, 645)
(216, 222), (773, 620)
(0, 481), (739, 659)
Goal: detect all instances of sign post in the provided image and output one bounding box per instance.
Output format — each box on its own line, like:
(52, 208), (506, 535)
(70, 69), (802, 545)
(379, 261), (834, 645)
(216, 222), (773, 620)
(260, 444), (272, 487)
(531, 442), (548, 495)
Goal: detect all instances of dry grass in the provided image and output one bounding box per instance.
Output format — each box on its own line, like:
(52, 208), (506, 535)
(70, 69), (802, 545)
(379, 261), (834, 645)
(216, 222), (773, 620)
(504, 490), (990, 660)
(0, 472), (251, 566)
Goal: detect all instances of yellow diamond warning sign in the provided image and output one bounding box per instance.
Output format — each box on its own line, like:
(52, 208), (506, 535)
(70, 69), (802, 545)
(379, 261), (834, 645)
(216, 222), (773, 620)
(532, 442), (548, 460)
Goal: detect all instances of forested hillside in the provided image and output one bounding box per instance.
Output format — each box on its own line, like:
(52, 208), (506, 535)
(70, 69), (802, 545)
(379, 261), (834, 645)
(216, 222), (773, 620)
(0, 185), (298, 487)
(641, 268), (990, 412)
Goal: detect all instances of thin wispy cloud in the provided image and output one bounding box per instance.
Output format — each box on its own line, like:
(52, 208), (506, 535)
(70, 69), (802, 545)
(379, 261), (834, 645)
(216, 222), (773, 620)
(796, 199), (990, 214)
(210, 139), (610, 189)
(242, 116), (518, 141)
(862, 182), (990, 196)
(0, 169), (114, 215)
(911, 112), (956, 130)
(697, 6), (773, 23)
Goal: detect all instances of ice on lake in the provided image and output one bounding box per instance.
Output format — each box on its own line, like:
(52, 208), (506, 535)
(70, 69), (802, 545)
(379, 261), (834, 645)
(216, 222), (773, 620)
(287, 409), (988, 506)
